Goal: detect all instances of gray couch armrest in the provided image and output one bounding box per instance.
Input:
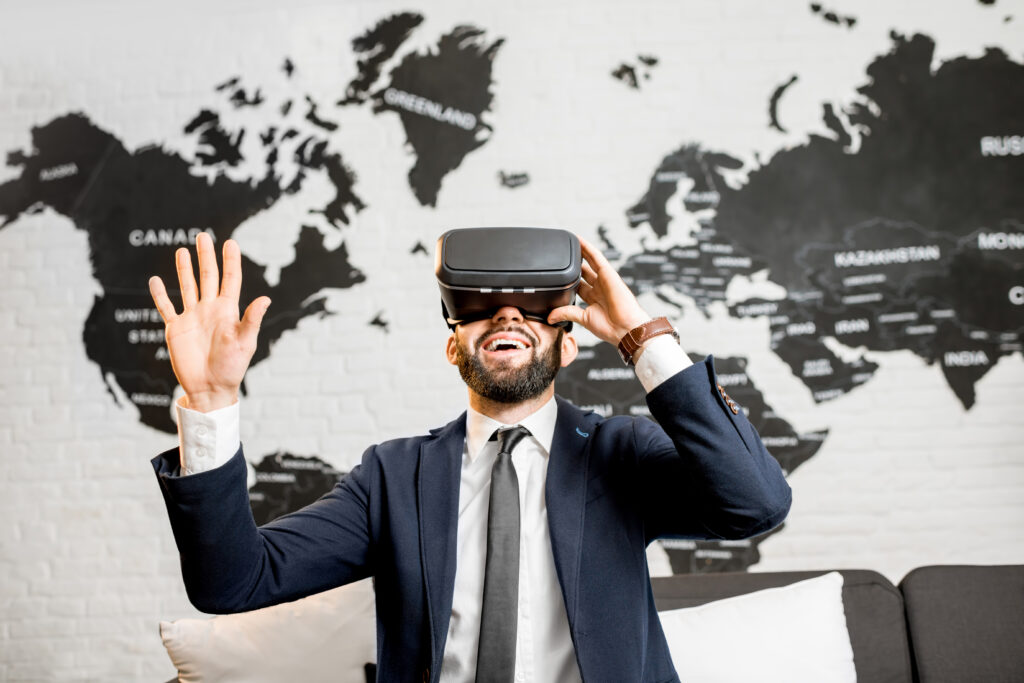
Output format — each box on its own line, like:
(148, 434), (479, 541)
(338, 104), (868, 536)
(900, 564), (1024, 683)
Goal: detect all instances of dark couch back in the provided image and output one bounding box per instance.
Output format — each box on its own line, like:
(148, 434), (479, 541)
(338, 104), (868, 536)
(652, 569), (913, 683)
(900, 564), (1024, 683)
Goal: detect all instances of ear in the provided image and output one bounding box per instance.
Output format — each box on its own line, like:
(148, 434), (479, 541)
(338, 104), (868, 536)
(559, 331), (578, 367)
(445, 332), (459, 366)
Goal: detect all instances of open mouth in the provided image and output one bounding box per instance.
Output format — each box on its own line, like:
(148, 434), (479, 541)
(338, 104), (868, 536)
(480, 330), (533, 356)
(485, 338), (528, 351)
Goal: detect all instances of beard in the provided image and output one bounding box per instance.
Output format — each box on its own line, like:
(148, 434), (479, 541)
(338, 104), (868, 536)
(454, 325), (563, 404)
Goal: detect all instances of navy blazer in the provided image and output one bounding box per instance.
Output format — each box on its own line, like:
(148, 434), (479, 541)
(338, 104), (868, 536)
(153, 357), (791, 682)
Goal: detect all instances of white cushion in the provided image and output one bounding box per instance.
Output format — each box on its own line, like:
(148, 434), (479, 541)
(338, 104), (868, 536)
(658, 571), (857, 683)
(159, 579), (376, 683)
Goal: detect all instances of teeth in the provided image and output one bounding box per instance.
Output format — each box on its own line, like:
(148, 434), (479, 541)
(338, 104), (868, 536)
(486, 338), (527, 351)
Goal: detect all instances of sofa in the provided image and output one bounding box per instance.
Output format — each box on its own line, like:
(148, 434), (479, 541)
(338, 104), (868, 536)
(651, 564), (1024, 683)
(159, 564), (1024, 682)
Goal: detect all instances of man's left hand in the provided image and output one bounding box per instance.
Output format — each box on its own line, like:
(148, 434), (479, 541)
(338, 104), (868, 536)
(547, 236), (652, 345)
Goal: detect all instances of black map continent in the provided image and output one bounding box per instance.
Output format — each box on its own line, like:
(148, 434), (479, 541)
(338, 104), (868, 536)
(624, 33), (1023, 409)
(556, 345), (827, 572)
(371, 25), (504, 207)
(0, 112), (366, 433)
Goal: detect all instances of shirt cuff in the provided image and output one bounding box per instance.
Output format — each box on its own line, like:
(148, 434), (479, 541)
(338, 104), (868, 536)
(175, 396), (241, 475)
(634, 334), (692, 393)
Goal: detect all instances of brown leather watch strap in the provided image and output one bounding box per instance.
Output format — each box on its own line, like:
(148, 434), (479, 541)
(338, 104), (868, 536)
(617, 316), (678, 365)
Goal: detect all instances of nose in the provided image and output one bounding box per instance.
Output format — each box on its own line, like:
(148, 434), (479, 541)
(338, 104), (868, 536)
(491, 306), (524, 324)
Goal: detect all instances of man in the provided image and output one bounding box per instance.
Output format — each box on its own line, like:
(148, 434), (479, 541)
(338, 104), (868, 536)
(149, 231), (791, 683)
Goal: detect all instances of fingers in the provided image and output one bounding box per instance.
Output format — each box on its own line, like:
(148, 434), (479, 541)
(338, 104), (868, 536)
(576, 233), (650, 333)
(578, 236), (614, 275)
(220, 239), (242, 302)
(149, 276), (178, 323)
(578, 237), (616, 296)
(581, 260), (599, 286)
(196, 232), (220, 300)
(239, 296), (271, 348)
(176, 248), (199, 309)
(578, 234), (637, 301)
(577, 279), (597, 304)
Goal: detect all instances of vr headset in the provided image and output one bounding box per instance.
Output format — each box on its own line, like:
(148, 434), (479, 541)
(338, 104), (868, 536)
(436, 227), (582, 330)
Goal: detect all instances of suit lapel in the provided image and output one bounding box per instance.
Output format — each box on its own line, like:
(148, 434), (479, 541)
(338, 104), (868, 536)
(546, 397), (595, 627)
(417, 413), (466, 663)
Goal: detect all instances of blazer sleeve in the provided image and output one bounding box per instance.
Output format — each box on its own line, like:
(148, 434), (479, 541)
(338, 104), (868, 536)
(152, 445), (376, 614)
(636, 355), (792, 542)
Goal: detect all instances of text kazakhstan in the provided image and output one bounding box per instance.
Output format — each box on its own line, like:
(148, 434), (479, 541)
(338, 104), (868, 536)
(834, 245), (941, 268)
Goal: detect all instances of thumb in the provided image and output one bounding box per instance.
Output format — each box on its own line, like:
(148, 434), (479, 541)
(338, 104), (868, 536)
(240, 296), (271, 346)
(547, 304), (586, 327)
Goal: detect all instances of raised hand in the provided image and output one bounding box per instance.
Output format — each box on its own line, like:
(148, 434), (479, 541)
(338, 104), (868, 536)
(148, 233), (270, 413)
(547, 236), (652, 346)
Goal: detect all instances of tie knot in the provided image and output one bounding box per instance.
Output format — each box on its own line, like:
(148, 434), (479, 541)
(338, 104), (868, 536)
(492, 425), (531, 456)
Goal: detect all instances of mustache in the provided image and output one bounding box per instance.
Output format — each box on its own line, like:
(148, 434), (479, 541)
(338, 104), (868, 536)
(473, 324), (539, 352)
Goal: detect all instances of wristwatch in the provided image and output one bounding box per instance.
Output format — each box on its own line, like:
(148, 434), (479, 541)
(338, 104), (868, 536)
(617, 316), (679, 365)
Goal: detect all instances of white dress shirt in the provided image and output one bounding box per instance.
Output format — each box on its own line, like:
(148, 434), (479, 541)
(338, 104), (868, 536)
(175, 335), (690, 682)
(442, 396), (577, 682)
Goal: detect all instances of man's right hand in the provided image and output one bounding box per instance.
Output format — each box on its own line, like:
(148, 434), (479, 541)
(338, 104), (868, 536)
(148, 233), (270, 413)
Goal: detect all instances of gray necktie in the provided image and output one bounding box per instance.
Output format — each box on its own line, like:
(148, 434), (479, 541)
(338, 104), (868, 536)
(476, 425), (531, 683)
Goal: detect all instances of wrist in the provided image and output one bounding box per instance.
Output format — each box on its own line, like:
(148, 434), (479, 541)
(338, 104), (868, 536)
(612, 311), (653, 343)
(183, 391), (238, 413)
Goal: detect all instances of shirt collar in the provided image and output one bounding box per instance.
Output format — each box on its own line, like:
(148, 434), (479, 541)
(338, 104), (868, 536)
(465, 395), (558, 461)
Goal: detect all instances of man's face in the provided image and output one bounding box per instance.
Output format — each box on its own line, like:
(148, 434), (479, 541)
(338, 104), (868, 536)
(446, 307), (577, 404)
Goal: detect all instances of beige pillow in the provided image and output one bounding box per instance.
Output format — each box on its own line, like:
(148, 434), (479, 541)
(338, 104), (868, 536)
(160, 579), (376, 683)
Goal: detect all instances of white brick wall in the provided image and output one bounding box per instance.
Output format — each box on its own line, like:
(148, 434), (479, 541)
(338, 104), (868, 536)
(1, 0), (1023, 679)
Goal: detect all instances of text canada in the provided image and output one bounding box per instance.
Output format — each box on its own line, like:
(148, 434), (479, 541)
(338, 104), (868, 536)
(129, 227), (216, 247)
